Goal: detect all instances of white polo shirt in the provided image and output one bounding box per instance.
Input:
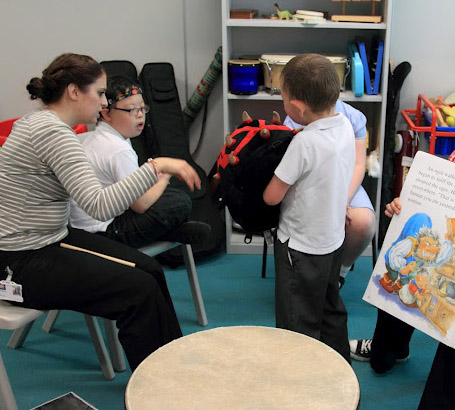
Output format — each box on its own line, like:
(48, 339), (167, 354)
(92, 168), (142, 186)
(69, 122), (139, 232)
(275, 113), (355, 255)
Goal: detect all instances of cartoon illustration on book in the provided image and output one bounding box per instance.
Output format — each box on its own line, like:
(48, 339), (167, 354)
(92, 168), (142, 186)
(364, 151), (455, 348)
(377, 213), (455, 334)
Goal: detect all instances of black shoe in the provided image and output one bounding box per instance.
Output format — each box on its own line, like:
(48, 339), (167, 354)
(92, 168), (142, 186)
(338, 276), (345, 289)
(161, 221), (211, 245)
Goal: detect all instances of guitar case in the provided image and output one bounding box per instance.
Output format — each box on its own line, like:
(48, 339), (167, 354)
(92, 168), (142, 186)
(100, 60), (224, 265)
(139, 63), (224, 265)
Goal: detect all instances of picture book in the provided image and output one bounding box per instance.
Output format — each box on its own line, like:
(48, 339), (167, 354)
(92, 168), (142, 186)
(364, 151), (455, 348)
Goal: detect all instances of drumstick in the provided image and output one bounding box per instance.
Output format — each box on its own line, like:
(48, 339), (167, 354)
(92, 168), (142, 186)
(60, 243), (136, 268)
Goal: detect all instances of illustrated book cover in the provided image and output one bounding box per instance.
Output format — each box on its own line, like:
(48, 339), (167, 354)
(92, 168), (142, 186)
(364, 151), (455, 347)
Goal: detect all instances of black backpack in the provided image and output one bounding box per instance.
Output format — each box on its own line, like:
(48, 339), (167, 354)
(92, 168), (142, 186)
(211, 112), (297, 234)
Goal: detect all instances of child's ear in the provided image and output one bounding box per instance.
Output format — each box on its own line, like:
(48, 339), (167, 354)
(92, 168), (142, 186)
(100, 108), (111, 122)
(290, 99), (307, 117)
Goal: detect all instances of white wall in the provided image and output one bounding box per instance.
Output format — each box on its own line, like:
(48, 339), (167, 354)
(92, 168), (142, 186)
(0, 0), (453, 171)
(390, 0), (455, 130)
(0, 0), (222, 172)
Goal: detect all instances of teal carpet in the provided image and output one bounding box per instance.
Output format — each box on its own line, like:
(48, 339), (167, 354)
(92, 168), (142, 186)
(0, 254), (437, 409)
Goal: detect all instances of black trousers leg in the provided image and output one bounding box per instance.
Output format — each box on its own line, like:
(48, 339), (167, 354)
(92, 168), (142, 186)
(101, 187), (192, 248)
(0, 228), (182, 370)
(370, 308), (414, 373)
(418, 343), (455, 410)
(274, 240), (350, 362)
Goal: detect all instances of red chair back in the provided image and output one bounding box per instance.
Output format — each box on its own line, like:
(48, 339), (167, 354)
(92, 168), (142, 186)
(0, 118), (20, 146)
(0, 118), (88, 147)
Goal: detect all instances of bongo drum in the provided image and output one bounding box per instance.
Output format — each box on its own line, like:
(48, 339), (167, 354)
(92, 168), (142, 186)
(228, 59), (260, 95)
(259, 54), (296, 94)
(326, 55), (350, 91)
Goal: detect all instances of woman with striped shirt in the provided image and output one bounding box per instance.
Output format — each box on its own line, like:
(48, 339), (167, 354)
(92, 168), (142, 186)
(0, 53), (201, 370)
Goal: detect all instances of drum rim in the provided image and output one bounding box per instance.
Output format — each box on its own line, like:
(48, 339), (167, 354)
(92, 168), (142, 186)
(229, 59), (260, 65)
(259, 54), (297, 64)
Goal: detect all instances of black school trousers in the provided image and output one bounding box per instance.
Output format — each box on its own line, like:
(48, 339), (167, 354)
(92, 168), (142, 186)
(370, 309), (414, 373)
(418, 342), (455, 410)
(0, 227), (182, 371)
(274, 239), (350, 363)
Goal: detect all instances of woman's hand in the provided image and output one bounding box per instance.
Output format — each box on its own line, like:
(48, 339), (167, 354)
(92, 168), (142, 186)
(385, 197), (401, 218)
(151, 158), (201, 192)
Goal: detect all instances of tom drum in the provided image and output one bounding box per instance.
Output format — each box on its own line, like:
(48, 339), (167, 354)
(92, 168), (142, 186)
(228, 59), (260, 95)
(259, 54), (296, 94)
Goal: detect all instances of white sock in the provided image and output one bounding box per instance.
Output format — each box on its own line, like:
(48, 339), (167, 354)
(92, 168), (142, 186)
(340, 265), (352, 278)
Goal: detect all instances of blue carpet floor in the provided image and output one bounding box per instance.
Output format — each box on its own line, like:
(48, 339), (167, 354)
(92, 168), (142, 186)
(0, 254), (438, 409)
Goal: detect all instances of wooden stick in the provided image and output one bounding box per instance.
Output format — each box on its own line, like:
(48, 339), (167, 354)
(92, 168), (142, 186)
(60, 243), (136, 268)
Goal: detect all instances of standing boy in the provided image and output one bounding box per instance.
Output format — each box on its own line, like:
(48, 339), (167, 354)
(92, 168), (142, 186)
(263, 54), (356, 362)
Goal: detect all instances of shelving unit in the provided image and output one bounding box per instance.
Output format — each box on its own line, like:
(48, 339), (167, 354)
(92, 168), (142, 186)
(222, 0), (392, 254)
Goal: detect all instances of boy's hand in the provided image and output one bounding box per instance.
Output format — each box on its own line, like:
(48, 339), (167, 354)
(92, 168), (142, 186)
(158, 172), (171, 183)
(385, 197), (401, 218)
(152, 158), (201, 192)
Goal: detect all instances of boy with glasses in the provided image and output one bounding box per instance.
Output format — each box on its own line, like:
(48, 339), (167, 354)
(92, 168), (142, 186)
(70, 75), (210, 248)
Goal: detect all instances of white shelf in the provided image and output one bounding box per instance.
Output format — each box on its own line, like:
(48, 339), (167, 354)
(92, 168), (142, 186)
(228, 90), (383, 103)
(227, 18), (387, 30)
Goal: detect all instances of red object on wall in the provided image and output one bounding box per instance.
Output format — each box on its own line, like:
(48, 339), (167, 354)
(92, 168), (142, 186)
(0, 118), (88, 146)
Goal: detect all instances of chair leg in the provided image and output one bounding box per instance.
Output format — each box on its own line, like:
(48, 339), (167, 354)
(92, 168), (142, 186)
(83, 315), (115, 380)
(42, 309), (60, 333)
(261, 237), (267, 278)
(372, 235), (378, 267)
(102, 319), (126, 372)
(7, 322), (35, 349)
(181, 244), (208, 327)
(0, 351), (18, 410)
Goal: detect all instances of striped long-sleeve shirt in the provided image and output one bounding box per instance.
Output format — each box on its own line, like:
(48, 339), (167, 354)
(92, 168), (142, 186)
(0, 109), (158, 250)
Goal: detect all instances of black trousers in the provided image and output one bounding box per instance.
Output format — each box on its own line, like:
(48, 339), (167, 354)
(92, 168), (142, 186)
(370, 308), (414, 373)
(0, 227), (182, 370)
(274, 239), (350, 362)
(418, 343), (455, 410)
(100, 187), (192, 248)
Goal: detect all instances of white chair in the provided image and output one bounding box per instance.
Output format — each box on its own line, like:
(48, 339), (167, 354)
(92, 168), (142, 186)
(40, 241), (208, 373)
(139, 241), (207, 327)
(1, 300), (116, 377)
(0, 301), (44, 410)
(0, 301), (116, 409)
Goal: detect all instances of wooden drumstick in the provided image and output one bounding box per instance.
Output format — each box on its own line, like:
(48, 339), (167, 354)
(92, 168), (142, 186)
(60, 243), (136, 268)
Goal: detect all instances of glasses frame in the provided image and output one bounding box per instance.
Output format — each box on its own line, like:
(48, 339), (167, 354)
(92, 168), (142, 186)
(111, 105), (150, 116)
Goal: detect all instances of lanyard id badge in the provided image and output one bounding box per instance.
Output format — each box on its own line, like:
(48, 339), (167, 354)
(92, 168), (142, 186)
(0, 266), (23, 303)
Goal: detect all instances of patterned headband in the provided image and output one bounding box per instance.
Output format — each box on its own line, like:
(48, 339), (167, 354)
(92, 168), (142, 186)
(108, 87), (143, 106)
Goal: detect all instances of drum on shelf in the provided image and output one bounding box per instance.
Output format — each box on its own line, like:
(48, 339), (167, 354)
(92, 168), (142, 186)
(228, 59), (260, 95)
(326, 55), (350, 91)
(259, 54), (296, 94)
(259, 54), (350, 93)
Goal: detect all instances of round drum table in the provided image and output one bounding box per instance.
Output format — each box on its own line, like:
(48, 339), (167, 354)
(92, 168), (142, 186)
(125, 326), (360, 410)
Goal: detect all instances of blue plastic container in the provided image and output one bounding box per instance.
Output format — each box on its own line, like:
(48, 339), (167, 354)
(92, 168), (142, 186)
(423, 112), (455, 155)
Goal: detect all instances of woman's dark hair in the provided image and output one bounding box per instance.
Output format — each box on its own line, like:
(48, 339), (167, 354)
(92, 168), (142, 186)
(26, 53), (104, 105)
(106, 75), (142, 107)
